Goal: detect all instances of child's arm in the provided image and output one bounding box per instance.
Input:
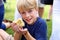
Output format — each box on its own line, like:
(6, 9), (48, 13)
(14, 32), (22, 40)
(24, 31), (36, 40)
(19, 28), (36, 40)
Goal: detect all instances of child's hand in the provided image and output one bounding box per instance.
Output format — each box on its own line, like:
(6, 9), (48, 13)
(2, 22), (11, 28)
(11, 18), (25, 33)
(19, 28), (28, 35)
(11, 23), (20, 33)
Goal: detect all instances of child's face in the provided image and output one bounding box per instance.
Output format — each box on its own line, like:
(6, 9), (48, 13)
(20, 8), (38, 25)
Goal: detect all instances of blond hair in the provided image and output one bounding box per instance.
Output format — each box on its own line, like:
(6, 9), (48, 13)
(17, 0), (37, 12)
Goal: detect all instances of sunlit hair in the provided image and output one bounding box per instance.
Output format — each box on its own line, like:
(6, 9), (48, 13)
(17, 0), (38, 12)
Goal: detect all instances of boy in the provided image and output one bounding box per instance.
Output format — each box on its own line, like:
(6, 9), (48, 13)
(0, 0), (47, 40)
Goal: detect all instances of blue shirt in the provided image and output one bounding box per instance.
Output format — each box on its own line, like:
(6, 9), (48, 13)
(0, 4), (6, 30)
(21, 17), (47, 40)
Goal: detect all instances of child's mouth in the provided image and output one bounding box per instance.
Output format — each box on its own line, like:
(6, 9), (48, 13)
(26, 18), (32, 22)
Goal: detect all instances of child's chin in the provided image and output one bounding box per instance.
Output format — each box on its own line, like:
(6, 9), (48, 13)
(27, 22), (33, 25)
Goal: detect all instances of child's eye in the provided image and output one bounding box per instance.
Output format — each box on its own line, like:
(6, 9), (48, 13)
(28, 9), (32, 13)
(22, 12), (25, 14)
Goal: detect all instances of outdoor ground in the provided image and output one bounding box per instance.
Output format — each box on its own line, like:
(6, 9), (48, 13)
(4, 0), (52, 40)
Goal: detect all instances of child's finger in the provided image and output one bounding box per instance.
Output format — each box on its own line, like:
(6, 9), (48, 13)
(11, 23), (20, 32)
(19, 28), (28, 35)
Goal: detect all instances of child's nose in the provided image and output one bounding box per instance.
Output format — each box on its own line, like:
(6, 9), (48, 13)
(25, 13), (30, 17)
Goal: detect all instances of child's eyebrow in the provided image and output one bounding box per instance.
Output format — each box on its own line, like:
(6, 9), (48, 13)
(28, 8), (34, 10)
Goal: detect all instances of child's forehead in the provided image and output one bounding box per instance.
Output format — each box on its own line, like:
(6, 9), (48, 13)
(19, 7), (34, 12)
